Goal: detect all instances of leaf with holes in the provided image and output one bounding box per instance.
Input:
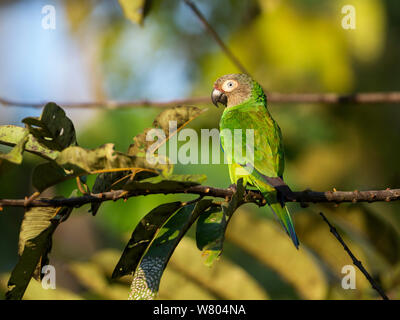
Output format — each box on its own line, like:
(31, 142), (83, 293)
(31, 144), (171, 192)
(0, 125), (59, 160)
(89, 106), (205, 216)
(129, 199), (213, 300)
(22, 102), (77, 151)
(129, 106), (206, 156)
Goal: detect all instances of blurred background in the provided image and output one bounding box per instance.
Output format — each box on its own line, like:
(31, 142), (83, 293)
(1, 0), (400, 299)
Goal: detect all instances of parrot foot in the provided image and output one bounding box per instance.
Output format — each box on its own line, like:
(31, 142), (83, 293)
(299, 189), (311, 208)
(276, 189), (286, 208)
(228, 183), (237, 193)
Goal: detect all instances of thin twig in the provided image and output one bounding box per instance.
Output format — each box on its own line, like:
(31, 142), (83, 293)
(183, 0), (250, 75)
(1, 186), (400, 208)
(319, 212), (389, 300)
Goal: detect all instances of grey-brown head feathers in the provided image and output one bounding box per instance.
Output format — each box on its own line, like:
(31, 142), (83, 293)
(212, 74), (254, 108)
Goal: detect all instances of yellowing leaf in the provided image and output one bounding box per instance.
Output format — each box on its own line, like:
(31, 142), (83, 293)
(118, 0), (152, 25)
(129, 106), (207, 156)
(0, 125), (59, 160)
(0, 131), (28, 164)
(32, 144), (171, 192)
(6, 206), (73, 300)
(0, 274), (82, 300)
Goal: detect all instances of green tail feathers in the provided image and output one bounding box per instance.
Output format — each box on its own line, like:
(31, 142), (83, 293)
(263, 191), (299, 249)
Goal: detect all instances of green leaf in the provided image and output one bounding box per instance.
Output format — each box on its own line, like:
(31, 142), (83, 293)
(196, 206), (228, 267)
(129, 199), (213, 300)
(31, 144), (172, 192)
(195, 179), (244, 267)
(22, 102), (77, 151)
(112, 201), (183, 279)
(118, 0), (152, 25)
(0, 125), (59, 160)
(142, 174), (207, 184)
(6, 205), (73, 300)
(32, 162), (69, 192)
(90, 171), (132, 216)
(122, 174), (207, 193)
(0, 131), (29, 164)
(90, 170), (158, 216)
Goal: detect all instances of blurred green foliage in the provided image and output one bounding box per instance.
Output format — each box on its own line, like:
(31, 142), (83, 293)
(1, 0), (400, 299)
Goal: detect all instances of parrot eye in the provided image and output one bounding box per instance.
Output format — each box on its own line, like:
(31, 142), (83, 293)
(222, 80), (238, 92)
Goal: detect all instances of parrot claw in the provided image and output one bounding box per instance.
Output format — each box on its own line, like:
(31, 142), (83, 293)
(276, 189), (285, 208)
(228, 183), (237, 193)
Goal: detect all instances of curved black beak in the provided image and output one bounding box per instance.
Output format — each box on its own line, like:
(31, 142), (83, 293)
(211, 88), (227, 108)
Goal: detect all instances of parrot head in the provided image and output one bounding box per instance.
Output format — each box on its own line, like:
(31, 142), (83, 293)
(211, 73), (256, 108)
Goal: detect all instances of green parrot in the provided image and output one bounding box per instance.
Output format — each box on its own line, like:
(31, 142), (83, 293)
(211, 73), (299, 248)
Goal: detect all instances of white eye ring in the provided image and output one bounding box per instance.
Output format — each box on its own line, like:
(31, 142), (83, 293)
(222, 80), (238, 92)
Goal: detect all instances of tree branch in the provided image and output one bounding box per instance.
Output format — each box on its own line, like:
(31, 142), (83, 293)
(2, 2), (399, 110)
(1, 92), (400, 110)
(0, 96), (209, 109)
(1, 186), (400, 208)
(319, 212), (389, 300)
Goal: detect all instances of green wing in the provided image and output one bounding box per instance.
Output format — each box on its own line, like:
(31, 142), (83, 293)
(220, 103), (299, 248)
(220, 103), (284, 179)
